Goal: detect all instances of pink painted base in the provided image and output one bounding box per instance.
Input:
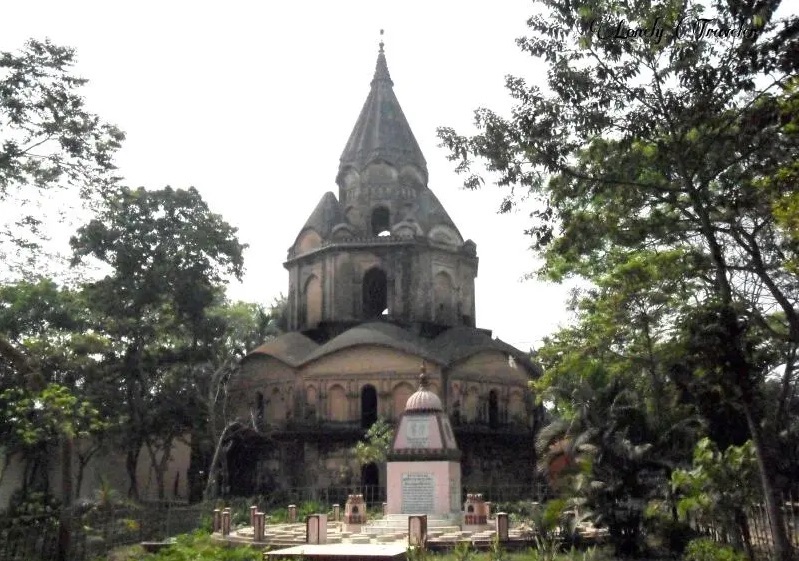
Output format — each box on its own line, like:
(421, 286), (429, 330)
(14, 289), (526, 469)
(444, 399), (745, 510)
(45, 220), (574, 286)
(386, 461), (461, 515)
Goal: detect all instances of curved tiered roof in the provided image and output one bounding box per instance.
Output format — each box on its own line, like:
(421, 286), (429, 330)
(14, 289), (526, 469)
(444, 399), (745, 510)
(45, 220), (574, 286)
(247, 332), (319, 367)
(244, 322), (538, 377)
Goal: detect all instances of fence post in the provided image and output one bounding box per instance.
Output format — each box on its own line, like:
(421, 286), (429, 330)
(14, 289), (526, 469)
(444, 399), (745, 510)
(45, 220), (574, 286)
(496, 512), (509, 541)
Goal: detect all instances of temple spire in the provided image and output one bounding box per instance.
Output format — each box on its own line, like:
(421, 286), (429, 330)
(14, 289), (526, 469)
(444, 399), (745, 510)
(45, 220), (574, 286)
(338, 35), (427, 183)
(373, 29), (392, 85)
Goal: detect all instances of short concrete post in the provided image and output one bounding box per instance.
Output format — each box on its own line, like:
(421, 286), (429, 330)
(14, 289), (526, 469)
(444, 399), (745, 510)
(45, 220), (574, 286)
(496, 512), (509, 541)
(306, 513), (328, 544)
(382, 502), (388, 516)
(221, 508), (231, 536)
(212, 509), (221, 533)
(288, 504), (297, 523)
(250, 505), (258, 527)
(408, 514), (428, 547)
(318, 513), (328, 543)
(253, 512), (265, 542)
(333, 504), (340, 522)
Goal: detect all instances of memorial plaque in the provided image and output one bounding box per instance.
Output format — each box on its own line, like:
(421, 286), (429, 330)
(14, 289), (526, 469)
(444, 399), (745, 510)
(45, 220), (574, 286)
(405, 418), (430, 447)
(401, 472), (435, 513)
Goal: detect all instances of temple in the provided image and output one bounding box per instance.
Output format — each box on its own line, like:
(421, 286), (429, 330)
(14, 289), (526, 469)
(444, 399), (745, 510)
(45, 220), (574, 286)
(225, 38), (541, 499)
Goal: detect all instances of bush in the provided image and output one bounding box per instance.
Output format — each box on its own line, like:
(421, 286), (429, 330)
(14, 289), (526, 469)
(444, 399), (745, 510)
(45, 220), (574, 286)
(298, 500), (325, 520)
(139, 531), (260, 561)
(684, 538), (747, 561)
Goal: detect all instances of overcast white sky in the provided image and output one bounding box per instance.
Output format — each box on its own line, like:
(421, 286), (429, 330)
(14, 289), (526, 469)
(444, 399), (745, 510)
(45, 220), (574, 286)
(0, 0), (577, 351)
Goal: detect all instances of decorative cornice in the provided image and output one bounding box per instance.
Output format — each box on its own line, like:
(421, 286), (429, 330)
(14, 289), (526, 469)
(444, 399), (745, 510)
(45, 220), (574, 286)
(387, 448), (462, 462)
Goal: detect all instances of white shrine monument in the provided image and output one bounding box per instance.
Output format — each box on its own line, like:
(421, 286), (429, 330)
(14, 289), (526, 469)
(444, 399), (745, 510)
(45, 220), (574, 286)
(385, 365), (461, 516)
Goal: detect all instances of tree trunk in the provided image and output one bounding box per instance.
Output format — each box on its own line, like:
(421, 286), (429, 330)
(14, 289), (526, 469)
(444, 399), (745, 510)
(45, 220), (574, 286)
(144, 440), (173, 501)
(203, 423), (239, 501)
(125, 448), (139, 500)
(57, 437), (73, 561)
(742, 401), (793, 561)
(688, 187), (794, 561)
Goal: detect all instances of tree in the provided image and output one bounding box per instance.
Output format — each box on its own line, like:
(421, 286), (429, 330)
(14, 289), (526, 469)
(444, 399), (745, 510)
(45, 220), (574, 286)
(0, 40), (124, 443)
(0, 38), (124, 276)
(187, 298), (283, 502)
(439, 1), (798, 558)
(0, 279), (114, 509)
(0, 384), (106, 493)
(70, 185), (246, 499)
(353, 417), (394, 466)
(672, 438), (761, 559)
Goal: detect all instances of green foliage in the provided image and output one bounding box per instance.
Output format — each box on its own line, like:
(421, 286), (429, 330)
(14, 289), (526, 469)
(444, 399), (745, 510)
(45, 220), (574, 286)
(0, 383), (106, 448)
(297, 500), (326, 521)
(439, 0), (798, 557)
(0, 39), (123, 195)
(68, 185), (250, 499)
(2, 489), (60, 518)
(452, 539), (474, 561)
(0, 38), (124, 268)
(353, 417), (394, 466)
(488, 533), (506, 561)
(672, 438), (759, 539)
(406, 543), (429, 561)
(684, 538), (747, 561)
(137, 531), (260, 561)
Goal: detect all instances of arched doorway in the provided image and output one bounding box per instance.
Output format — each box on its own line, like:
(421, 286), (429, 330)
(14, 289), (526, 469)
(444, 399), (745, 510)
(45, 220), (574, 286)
(255, 392), (265, 430)
(361, 462), (380, 503)
(362, 268), (387, 318)
(488, 390), (499, 429)
(371, 206), (390, 236)
(361, 384), (378, 428)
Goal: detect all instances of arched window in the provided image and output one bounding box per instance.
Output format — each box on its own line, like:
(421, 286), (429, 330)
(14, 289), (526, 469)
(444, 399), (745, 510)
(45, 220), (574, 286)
(304, 275), (322, 327)
(363, 268), (388, 318)
(434, 271), (455, 323)
(371, 206), (390, 236)
(361, 384), (378, 428)
(488, 390), (499, 429)
(306, 386), (318, 420)
(269, 387), (286, 424)
(464, 387), (479, 422)
(255, 392), (265, 430)
(328, 385), (348, 422)
(362, 463), (380, 502)
(508, 391), (525, 424)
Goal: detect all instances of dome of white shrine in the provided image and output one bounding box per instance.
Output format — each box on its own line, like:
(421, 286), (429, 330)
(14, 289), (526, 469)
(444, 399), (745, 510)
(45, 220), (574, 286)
(405, 374), (443, 412)
(389, 365), (460, 459)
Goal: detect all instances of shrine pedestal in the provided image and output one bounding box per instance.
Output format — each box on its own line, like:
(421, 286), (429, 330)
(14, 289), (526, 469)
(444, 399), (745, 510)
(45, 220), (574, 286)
(386, 461), (460, 515)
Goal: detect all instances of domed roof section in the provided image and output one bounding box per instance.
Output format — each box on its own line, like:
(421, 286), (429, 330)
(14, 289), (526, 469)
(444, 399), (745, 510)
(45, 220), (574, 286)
(405, 367), (443, 412)
(245, 332), (320, 367)
(434, 326), (542, 377)
(338, 42), (428, 184)
(301, 322), (444, 366)
(295, 191), (344, 241)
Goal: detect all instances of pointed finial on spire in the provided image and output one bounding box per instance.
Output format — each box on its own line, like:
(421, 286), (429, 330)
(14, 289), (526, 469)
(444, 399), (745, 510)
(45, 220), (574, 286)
(372, 31), (393, 85)
(418, 361), (429, 389)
